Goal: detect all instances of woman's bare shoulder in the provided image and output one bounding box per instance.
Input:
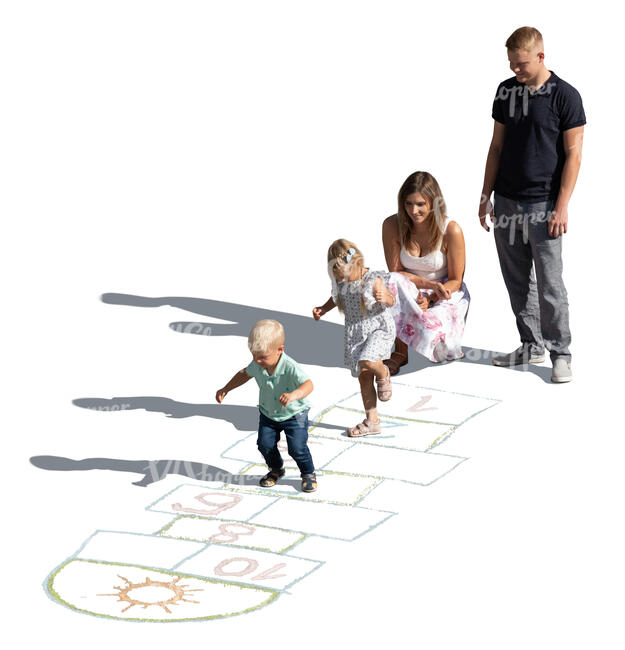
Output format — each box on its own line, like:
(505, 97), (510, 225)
(382, 214), (399, 234)
(444, 220), (464, 238)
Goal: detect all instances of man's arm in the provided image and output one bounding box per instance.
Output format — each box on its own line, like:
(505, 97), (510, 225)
(479, 120), (506, 231)
(549, 125), (584, 238)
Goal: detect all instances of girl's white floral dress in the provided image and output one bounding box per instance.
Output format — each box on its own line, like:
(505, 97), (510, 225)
(333, 270), (396, 377)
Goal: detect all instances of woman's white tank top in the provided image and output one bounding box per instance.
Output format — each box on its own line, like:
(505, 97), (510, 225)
(399, 218), (449, 281)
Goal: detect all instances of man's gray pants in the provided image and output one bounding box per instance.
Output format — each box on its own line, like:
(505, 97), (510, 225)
(493, 193), (571, 362)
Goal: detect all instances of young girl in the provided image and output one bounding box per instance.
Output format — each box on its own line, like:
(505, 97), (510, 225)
(313, 239), (396, 437)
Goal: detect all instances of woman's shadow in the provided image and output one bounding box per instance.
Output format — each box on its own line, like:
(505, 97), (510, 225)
(101, 292), (344, 368)
(101, 292), (551, 381)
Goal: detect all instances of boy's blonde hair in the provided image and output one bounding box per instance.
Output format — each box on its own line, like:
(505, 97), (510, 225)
(248, 319), (285, 353)
(327, 239), (366, 314)
(505, 26), (543, 52)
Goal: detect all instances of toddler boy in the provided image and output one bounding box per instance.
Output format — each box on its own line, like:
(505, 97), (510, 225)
(216, 319), (317, 492)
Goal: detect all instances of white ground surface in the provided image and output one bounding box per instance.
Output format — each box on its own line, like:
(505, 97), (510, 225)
(3, 1), (624, 648)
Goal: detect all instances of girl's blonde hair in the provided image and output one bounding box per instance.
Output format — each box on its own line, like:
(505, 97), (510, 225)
(327, 239), (366, 314)
(505, 26), (543, 52)
(397, 171), (447, 254)
(248, 319), (285, 353)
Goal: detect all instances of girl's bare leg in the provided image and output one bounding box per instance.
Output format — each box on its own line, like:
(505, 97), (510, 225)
(358, 360), (387, 423)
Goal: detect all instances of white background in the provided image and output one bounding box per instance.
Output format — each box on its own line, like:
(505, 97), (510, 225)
(2, 0), (624, 647)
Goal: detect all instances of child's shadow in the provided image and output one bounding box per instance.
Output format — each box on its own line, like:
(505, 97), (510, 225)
(101, 292), (344, 369)
(29, 455), (303, 490)
(71, 396), (346, 432)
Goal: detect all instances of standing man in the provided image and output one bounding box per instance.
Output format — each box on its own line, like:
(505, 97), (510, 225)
(479, 26), (585, 383)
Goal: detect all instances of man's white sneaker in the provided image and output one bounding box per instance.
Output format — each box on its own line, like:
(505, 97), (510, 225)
(492, 346), (545, 367)
(551, 358), (572, 383)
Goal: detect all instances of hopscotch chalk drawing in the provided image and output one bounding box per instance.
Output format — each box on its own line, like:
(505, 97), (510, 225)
(44, 382), (499, 622)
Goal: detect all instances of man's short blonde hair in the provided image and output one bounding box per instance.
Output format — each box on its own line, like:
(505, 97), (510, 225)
(506, 26), (543, 52)
(248, 319), (285, 353)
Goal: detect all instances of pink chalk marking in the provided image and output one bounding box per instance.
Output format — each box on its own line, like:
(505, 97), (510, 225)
(209, 522), (256, 544)
(171, 492), (243, 516)
(252, 563), (288, 580)
(407, 395), (438, 413)
(214, 557), (259, 577)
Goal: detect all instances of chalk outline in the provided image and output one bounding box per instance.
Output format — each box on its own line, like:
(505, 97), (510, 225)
(44, 381), (500, 623)
(157, 515), (308, 554)
(148, 481), (397, 542)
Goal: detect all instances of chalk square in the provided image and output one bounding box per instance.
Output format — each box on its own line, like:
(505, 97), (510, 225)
(159, 516), (306, 553)
(311, 406), (454, 451)
(250, 498), (395, 541)
(222, 433), (352, 468)
(323, 444), (467, 485)
(75, 531), (206, 569)
(147, 483), (281, 521)
(335, 383), (499, 425)
(232, 464), (381, 505)
(176, 545), (321, 591)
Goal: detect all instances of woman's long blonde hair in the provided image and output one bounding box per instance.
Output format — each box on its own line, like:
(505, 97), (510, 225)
(327, 239), (366, 314)
(397, 171), (447, 253)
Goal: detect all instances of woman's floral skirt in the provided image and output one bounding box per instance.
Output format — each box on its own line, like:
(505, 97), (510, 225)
(387, 272), (470, 362)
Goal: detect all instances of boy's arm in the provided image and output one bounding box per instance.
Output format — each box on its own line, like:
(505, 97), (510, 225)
(216, 368), (252, 403)
(279, 379), (313, 406)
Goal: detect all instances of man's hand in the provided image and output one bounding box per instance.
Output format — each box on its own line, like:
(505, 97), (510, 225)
(279, 392), (293, 406)
(215, 388), (228, 403)
(312, 306), (326, 320)
(479, 192), (495, 232)
(416, 291), (429, 311)
(548, 204), (568, 238)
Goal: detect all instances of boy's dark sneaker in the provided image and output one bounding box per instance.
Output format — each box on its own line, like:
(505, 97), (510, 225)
(301, 473), (317, 493)
(259, 468), (285, 487)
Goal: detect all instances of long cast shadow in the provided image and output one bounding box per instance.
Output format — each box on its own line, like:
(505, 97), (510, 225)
(72, 396), (346, 431)
(102, 294), (550, 381)
(101, 293), (344, 369)
(457, 346), (553, 383)
(29, 455), (303, 490)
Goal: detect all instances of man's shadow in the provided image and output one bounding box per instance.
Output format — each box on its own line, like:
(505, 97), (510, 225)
(29, 455), (304, 490)
(381, 345), (553, 383)
(101, 293), (551, 382)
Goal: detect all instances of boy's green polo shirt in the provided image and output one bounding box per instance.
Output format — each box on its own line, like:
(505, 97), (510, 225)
(246, 352), (311, 422)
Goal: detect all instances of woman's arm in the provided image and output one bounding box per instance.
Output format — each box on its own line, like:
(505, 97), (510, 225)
(383, 215), (434, 290)
(382, 215), (403, 272)
(442, 221), (465, 294)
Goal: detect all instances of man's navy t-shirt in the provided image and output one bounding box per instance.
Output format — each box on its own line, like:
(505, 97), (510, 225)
(492, 71), (586, 202)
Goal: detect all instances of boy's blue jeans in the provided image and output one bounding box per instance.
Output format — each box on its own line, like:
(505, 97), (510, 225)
(257, 409), (315, 476)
